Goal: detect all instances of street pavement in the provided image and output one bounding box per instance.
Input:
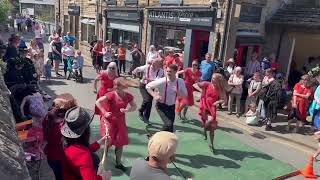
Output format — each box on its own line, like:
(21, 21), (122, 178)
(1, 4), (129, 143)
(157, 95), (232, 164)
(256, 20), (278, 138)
(38, 62), (312, 180)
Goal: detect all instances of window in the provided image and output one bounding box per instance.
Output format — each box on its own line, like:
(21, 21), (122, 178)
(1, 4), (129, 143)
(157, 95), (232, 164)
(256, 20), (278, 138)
(64, 15), (70, 33)
(80, 18), (95, 42)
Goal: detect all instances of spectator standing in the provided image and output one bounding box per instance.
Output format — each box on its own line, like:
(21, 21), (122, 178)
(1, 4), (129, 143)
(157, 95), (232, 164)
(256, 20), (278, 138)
(262, 68), (275, 87)
(245, 72), (262, 112)
(102, 40), (113, 70)
(51, 35), (63, 77)
(200, 53), (215, 82)
(4, 34), (21, 62)
(93, 40), (104, 73)
(228, 67), (244, 117)
(225, 58), (235, 79)
(75, 50), (84, 76)
(146, 45), (158, 65)
(245, 52), (261, 79)
(129, 43), (142, 75)
(90, 35), (98, 66)
(117, 44), (126, 74)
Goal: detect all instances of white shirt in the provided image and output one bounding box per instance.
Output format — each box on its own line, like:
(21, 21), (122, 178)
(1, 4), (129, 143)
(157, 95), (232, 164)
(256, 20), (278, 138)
(146, 51), (158, 64)
(49, 41), (53, 53)
(103, 47), (112, 62)
(146, 77), (187, 106)
(62, 46), (75, 57)
(133, 65), (165, 84)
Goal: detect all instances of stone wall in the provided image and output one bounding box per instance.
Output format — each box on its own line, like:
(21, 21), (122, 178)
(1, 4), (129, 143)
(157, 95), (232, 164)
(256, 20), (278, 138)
(0, 70), (30, 180)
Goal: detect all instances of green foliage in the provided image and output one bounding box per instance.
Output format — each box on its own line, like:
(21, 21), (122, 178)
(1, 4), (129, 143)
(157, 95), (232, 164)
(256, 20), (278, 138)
(0, 0), (12, 23)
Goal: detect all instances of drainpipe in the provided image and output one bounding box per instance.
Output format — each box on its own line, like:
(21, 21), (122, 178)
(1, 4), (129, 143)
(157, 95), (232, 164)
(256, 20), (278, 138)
(276, 29), (285, 61)
(96, 0), (100, 38)
(144, 0), (150, 55)
(220, 0), (233, 61)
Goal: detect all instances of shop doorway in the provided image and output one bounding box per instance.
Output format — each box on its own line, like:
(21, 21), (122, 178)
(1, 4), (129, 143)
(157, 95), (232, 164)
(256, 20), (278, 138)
(192, 30), (209, 61)
(235, 45), (260, 67)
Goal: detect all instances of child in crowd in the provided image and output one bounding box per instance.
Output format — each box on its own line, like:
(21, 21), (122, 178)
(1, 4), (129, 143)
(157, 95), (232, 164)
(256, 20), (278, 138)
(75, 50), (84, 76)
(245, 103), (259, 126)
(44, 58), (52, 81)
(32, 53), (41, 80)
(245, 72), (262, 112)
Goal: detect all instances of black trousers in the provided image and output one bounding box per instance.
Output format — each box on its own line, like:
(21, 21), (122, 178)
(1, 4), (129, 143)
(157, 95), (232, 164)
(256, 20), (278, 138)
(63, 59), (68, 75)
(119, 60), (126, 73)
(139, 83), (153, 122)
(156, 102), (176, 132)
(102, 62), (110, 70)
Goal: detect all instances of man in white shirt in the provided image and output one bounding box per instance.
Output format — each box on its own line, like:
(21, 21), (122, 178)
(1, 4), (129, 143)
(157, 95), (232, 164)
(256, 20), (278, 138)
(146, 64), (187, 132)
(133, 59), (165, 124)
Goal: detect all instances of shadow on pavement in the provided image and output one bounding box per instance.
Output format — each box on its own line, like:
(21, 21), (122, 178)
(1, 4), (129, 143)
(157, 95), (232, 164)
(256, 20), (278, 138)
(218, 126), (244, 134)
(175, 154), (241, 169)
(214, 148), (273, 161)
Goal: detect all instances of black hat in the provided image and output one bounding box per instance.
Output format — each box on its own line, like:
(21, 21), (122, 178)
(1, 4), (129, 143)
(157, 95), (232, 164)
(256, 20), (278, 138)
(61, 106), (94, 138)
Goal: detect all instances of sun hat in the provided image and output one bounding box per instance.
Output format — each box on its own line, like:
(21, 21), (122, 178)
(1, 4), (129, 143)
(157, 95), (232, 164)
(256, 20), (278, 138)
(61, 106), (94, 138)
(106, 40), (110, 43)
(148, 131), (178, 161)
(53, 93), (77, 110)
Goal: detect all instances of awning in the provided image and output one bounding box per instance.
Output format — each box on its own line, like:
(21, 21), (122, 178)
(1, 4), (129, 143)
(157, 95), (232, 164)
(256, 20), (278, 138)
(81, 18), (95, 25)
(236, 35), (264, 45)
(108, 21), (139, 33)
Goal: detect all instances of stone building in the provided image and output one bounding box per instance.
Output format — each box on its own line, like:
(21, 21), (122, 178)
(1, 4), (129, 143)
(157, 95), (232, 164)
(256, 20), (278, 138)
(266, 0), (320, 77)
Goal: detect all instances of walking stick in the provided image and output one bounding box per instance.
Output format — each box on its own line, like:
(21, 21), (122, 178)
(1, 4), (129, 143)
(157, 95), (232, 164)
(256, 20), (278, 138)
(171, 160), (188, 180)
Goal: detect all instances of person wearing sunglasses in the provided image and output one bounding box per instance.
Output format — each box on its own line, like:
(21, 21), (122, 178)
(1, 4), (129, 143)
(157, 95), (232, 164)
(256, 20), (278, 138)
(94, 62), (119, 115)
(176, 60), (202, 120)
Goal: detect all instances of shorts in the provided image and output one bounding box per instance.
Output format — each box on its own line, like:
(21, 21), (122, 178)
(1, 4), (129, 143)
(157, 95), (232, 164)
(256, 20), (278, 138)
(52, 54), (61, 61)
(93, 56), (103, 67)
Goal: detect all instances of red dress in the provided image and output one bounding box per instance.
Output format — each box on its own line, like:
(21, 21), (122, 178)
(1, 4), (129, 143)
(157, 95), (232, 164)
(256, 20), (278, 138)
(199, 82), (220, 129)
(95, 72), (117, 115)
(100, 91), (134, 147)
(178, 68), (202, 106)
(293, 83), (312, 121)
(63, 142), (102, 180)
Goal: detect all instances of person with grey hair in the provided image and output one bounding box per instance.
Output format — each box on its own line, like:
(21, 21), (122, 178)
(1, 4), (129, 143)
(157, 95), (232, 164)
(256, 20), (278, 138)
(228, 66), (244, 117)
(146, 45), (158, 65)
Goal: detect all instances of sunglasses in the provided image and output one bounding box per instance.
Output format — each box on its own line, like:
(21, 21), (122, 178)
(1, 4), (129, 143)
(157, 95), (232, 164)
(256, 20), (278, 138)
(192, 64), (198, 67)
(108, 67), (115, 70)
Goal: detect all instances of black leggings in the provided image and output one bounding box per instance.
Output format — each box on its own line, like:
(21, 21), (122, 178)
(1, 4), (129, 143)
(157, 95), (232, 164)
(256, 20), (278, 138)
(119, 60), (126, 73)
(63, 59), (68, 75)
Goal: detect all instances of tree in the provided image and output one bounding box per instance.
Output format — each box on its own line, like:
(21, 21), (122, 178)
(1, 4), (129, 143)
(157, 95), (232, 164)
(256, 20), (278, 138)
(0, 0), (12, 23)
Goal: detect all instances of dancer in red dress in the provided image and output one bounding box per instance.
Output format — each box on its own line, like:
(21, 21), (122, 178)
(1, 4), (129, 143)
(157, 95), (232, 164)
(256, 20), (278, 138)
(193, 73), (225, 152)
(176, 60), (202, 120)
(94, 62), (118, 115)
(96, 77), (137, 171)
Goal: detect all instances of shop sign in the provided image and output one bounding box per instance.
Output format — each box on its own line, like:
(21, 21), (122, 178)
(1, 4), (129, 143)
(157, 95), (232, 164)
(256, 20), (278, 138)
(239, 4), (262, 23)
(125, 0), (138, 5)
(148, 10), (215, 27)
(68, 5), (80, 16)
(107, 11), (140, 21)
(159, 0), (182, 5)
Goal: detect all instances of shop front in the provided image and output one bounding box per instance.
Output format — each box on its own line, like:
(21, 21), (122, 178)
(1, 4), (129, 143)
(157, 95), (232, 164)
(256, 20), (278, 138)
(105, 8), (143, 61)
(147, 7), (216, 67)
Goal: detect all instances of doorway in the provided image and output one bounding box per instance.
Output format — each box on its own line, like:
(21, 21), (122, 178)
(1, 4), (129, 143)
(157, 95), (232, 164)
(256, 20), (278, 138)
(236, 45), (261, 67)
(192, 30), (209, 61)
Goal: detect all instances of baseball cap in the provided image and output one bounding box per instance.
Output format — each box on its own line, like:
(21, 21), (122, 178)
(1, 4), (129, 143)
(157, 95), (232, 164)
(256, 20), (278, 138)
(148, 131), (178, 161)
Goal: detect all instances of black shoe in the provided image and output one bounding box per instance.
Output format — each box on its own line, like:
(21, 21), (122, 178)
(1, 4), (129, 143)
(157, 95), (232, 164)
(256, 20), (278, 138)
(265, 124), (273, 131)
(227, 112), (232, 115)
(115, 164), (127, 172)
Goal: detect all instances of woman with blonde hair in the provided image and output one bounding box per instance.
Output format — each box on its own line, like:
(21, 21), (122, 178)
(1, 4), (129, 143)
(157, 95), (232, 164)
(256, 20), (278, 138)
(94, 62), (119, 115)
(193, 73), (225, 152)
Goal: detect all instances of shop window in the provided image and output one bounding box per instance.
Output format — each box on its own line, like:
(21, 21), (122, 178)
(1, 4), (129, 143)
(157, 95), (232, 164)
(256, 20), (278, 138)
(80, 18), (95, 43)
(152, 25), (185, 50)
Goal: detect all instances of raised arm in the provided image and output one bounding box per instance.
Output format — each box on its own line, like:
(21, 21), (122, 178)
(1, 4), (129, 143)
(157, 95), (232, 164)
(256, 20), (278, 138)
(193, 82), (203, 93)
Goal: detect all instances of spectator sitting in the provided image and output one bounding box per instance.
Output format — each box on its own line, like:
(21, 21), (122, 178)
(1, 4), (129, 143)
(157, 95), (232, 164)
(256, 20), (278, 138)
(200, 53), (215, 82)
(245, 103), (259, 126)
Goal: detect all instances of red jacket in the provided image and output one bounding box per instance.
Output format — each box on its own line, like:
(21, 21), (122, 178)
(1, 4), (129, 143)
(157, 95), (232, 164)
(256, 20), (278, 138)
(63, 142), (102, 180)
